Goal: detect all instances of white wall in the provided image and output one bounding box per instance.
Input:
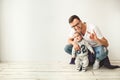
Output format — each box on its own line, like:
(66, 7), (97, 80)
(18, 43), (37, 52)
(0, 0), (1, 58)
(0, 0), (120, 62)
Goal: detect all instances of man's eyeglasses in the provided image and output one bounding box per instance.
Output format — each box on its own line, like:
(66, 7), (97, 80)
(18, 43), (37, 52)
(71, 22), (82, 29)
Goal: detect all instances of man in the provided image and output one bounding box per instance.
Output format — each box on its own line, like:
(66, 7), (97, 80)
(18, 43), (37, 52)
(64, 15), (120, 69)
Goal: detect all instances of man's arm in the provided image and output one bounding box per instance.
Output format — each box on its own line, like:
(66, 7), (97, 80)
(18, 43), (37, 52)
(68, 37), (74, 45)
(89, 30), (109, 47)
(88, 25), (109, 47)
(95, 37), (109, 47)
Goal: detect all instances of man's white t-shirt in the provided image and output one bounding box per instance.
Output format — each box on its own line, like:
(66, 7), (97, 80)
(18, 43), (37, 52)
(69, 24), (103, 47)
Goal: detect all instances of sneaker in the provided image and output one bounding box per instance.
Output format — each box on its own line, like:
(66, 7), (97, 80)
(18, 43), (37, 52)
(82, 67), (87, 72)
(69, 58), (75, 64)
(79, 66), (82, 71)
(76, 65), (82, 71)
(93, 59), (100, 69)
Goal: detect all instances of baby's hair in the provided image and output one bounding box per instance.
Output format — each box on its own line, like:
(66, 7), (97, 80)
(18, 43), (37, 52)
(74, 32), (82, 36)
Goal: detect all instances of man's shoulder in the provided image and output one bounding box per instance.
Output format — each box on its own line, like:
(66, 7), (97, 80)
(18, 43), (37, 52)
(87, 23), (96, 29)
(86, 23), (97, 32)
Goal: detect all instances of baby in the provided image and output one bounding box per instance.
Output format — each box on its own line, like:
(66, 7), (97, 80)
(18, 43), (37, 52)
(72, 32), (94, 72)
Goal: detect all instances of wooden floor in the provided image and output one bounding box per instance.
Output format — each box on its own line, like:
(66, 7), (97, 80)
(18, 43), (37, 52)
(0, 61), (120, 80)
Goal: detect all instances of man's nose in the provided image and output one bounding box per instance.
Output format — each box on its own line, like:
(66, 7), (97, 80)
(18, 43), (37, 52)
(75, 26), (79, 29)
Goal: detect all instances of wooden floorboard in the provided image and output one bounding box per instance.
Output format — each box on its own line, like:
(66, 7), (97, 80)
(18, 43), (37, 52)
(0, 61), (120, 80)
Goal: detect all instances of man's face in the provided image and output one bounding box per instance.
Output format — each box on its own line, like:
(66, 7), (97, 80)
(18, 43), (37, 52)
(70, 18), (82, 33)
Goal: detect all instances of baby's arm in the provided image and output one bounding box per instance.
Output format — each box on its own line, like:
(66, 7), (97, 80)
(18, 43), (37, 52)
(72, 47), (76, 58)
(84, 40), (94, 54)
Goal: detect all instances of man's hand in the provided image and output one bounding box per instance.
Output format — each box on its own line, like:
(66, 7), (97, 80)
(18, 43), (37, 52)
(91, 51), (95, 54)
(87, 30), (98, 42)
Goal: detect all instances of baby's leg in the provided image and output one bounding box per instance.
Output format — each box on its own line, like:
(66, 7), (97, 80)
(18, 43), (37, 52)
(75, 57), (82, 70)
(82, 56), (89, 72)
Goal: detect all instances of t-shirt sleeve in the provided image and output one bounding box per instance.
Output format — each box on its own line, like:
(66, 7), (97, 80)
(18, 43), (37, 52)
(94, 26), (103, 39)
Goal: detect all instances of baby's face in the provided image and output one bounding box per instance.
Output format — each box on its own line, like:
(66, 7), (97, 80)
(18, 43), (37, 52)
(74, 33), (82, 42)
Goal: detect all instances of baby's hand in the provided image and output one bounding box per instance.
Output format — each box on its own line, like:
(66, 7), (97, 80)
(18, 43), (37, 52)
(91, 51), (94, 54)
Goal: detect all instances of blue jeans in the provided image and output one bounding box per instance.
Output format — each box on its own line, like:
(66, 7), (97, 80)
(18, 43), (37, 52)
(64, 44), (73, 55)
(64, 44), (108, 62)
(93, 46), (108, 61)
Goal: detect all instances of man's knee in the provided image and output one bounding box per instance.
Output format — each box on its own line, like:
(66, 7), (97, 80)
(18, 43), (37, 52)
(64, 44), (73, 55)
(95, 46), (108, 61)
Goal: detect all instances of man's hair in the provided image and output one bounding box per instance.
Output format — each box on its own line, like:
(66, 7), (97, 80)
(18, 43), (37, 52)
(69, 15), (81, 23)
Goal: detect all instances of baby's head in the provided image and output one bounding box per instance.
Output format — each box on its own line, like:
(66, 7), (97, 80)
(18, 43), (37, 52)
(74, 32), (83, 42)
